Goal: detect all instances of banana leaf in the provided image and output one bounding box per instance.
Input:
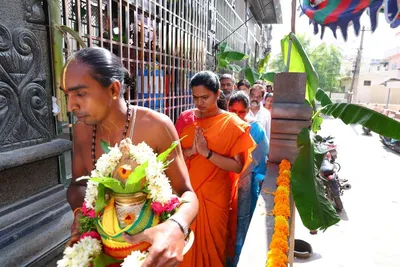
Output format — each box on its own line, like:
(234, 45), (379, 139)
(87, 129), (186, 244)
(244, 66), (260, 85)
(218, 51), (248, 61)
(281, 33), (319, 111)
(291, 128), (340, 231)
(321, 103), (400, 140)
(262, 72), (275, 83)
(227, 64), (242, 72)
(54, 24), (87, 48)
(315, 88), (333, 107)
(257, 53), (270, 73)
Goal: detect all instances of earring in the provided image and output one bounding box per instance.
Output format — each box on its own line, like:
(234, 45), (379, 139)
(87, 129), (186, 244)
(113, 96), (117, 100)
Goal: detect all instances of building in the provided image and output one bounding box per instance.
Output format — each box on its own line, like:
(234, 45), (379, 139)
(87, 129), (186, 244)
(353, 33), (400, 109)
(0, 0), (282, 265)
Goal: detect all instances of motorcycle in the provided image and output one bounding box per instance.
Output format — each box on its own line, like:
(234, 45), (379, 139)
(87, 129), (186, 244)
(315, 135), (338, 162)
(362, 126), (372, 135)
(318, 153), (351, 212)
(379, 135), (400, 153)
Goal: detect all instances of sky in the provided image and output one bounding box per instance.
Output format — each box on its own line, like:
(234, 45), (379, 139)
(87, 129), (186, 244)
(270, 2), (400, 63)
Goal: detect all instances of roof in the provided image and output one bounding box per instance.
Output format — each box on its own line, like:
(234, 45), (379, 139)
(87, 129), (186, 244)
(380, 78), (400, 86)
(247, 0), (283, 24)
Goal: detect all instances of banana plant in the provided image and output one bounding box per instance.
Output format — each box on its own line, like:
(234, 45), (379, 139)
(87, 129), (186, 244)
(282, 33), (400, 231)
(216, 42), (248, 72)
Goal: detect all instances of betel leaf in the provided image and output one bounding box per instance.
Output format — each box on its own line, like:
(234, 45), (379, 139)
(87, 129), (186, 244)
(315, 88), (333, 107)
(244, 66), (260, 85)
(100, 140), (111, 154)
(291, 128), (340, 231)
(321, 103), (400, 140)
(90, 177), (125, 194)
(95, 184), (107, 215)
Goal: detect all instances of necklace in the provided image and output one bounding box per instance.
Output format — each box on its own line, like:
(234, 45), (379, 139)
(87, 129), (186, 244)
(91, 101), (131, 169)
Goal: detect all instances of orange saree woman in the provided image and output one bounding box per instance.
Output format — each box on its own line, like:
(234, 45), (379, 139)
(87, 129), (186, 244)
(176, 109), (255, 267)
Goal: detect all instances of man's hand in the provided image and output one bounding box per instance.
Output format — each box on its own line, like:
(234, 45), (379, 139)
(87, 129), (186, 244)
(66, 210), (82, 247)
(123, 220), (185, 267)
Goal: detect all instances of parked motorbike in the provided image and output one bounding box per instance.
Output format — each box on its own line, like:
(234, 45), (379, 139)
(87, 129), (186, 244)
(315, 135), (338, 162)
(362, 126), (372, 135)
(380, 135), (400, 153)
(318, 153), (351, 212)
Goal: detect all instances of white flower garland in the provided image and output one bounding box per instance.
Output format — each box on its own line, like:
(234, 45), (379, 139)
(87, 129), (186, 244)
(84, 180), (99, 210)
(121, 250), (148, 267)
(57, 237), (102, 267)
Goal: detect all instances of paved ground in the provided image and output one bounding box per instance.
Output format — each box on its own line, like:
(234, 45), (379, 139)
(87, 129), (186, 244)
(294, 117), (400, 267)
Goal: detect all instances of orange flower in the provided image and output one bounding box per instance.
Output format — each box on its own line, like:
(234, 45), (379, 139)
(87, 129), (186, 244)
(276, 175), (290, 188)
(267, 248), (288, 266)
(279, 159), (291, 168)
(273, 193), (289, 206)
(123, 213), (135, 225)
(270, 232), (289, 254)
(118, 164), (132, 180)
(272, 202), (290, 218)
(275, 186), (290, 197)
(274, 216), (289, 237)
(281, 169), (291, 176)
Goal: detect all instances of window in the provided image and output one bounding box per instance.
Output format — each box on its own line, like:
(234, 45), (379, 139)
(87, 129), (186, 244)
(364, 80), (371, 86)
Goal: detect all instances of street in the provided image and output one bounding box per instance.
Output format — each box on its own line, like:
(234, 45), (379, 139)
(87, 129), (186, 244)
(294, 117), (400, 267)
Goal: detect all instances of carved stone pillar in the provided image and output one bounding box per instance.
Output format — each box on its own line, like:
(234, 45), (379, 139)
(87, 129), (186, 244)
(0, 0), (72, 265)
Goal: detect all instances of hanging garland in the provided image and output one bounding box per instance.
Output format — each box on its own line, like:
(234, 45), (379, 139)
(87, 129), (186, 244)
(266, 159), (292, 267)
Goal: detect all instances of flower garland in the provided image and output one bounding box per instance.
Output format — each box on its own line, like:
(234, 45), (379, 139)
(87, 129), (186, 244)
(266, 159), (292, 267)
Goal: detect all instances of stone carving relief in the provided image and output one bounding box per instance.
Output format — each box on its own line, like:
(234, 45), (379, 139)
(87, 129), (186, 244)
(24, 0), (45, 24)
(0, 23), (52, 152)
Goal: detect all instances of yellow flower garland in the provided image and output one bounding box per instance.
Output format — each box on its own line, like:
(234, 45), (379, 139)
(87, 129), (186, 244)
(267, 159), (291, 267)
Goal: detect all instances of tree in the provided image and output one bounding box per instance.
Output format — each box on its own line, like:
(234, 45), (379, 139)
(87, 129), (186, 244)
(269, 35), (344, 92)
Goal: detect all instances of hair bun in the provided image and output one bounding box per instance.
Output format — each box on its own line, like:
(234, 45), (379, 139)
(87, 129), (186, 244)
(123, 70), (133, 87)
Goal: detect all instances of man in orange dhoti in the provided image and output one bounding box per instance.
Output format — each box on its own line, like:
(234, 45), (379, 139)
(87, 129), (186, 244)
(176, 71), (255, 267)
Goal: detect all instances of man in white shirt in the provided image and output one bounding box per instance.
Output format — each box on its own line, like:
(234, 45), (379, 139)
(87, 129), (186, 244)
(245, 84), (271, 141)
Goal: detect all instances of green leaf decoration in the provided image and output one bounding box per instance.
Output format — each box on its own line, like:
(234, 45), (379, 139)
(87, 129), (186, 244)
(257, 53), (270, 74)
(321, 103), (400, 140)
(218, 58), (230, 69)
(125, 162), (149, 192)
(244, 66), (260, 85)
(90, 177), (125, 194)
(157, 140), (180, 163)
(95, 184), (107, 215)
(100, 140), (111, 154)
(227, 64), (242, 72)
(291, 128), (340, 231)
(93, 252), (122, 267)
(261, 72), (275, 83)
(315, 89), (333, 107)
(218, 51), (248, 62)
(79, 216), (97, 233)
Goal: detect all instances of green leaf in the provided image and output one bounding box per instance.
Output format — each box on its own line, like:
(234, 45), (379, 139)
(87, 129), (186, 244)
(321, 103), (400, 140)
(292, 128), (340, 231)
(315, 89), (333, 107)
(244, 66), (260, 85)
(124, 162), (148, 192)
(227, 64), (242, 72)
(257, 53), (270, 74)
(218, 51), (248, 61)
(261, 72), (275, 83)
(157, 140), (180, 163)
(218, 58), (230, 69)
(95, 184), (107, 215)
(281, 33), (319, 112)
(90, 177), (125, 193)
(100, 140), (111, 154)
(311, 115), (324, 133)
(55, 24), (87, 48)
(79, 216), (97, 233)
(219, 42), (229, 53)
(93, 252), (122, 267)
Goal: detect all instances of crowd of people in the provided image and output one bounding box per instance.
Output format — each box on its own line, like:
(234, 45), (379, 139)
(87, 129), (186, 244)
(64, 48), (273, 267)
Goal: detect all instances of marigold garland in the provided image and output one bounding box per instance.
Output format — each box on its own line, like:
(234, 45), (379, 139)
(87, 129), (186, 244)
(266, 159), (292, 267)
